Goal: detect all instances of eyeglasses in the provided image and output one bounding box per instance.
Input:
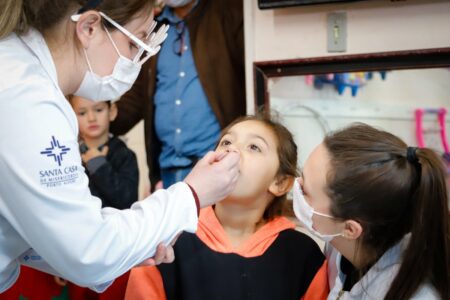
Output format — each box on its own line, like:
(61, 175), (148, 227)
(172, 22), (186, 56)
(71, 12), (170, 65)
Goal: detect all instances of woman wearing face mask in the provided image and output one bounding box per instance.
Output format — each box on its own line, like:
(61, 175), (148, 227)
(0, 0), (240, 293)
(293, 123), (449, 299)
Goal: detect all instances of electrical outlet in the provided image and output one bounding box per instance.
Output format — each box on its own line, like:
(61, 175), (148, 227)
(327, 12), (347, 52)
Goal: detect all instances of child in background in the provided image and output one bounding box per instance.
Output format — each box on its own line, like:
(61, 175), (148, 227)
(125, 114), (328, 300)
(66, 95), (140, 299)
(70, 95), (139, 209)
(293, 123), (449, 299)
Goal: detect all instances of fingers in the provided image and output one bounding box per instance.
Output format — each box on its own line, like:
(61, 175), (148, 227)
(136, 242), (175, 267)
(213, 150), (228, 162)
(152, 243), (167, 265)
(216, 151), (240, 171)
(162, 245), (175, 264)
(202, 150), (239, 165)
(201, 151), (220, 164)
(137, 257), (156, 267)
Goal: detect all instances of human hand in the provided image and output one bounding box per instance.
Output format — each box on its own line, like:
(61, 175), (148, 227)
(137, 236), (179, 266)
(184, 151), (240, 208)
(81, 145), (108, 163)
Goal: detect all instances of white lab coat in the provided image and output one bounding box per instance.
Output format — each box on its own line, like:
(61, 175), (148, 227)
(326, 234), (440, 299)
(0, 29), (198, 292)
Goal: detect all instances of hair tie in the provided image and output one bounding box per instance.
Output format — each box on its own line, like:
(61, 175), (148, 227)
(78, 0), (103, 14)
(406, 147), (419, 164)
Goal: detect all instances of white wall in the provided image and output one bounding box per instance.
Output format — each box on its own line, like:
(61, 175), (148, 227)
(245, 0), (450, 109)
(120, 121), (149, 200)
(244, 0), (450, 163)
(270, 69), (450, 163)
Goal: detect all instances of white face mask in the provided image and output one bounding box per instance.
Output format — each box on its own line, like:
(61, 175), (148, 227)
(292, 179), (342, 242)
(72, 12), (169, 102)
(163, 0), (192, 8)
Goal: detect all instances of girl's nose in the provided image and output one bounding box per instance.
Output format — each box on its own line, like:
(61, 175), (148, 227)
(225, 144), (239, 154)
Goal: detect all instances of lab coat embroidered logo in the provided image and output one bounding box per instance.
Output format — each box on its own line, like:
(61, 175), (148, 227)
(39, 136), (78, 188)
(40, 136), (70, 166)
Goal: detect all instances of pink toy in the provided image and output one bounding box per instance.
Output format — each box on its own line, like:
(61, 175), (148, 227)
(415, 108), (450, 174)
(415, 108), (449, 152)
(304, 75), (314, 86)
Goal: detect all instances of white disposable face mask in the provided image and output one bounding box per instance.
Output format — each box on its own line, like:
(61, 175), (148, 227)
(292, 179), (342, 242)
(72, 12), (169, 102)
(163, 0), (192, 7)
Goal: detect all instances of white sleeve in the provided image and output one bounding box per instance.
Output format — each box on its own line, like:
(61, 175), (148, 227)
(0, 98), (198, 287)
(18, 249), (112, 292)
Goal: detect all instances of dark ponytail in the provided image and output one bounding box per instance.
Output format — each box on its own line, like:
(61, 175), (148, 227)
(324, 123), (449, 300)
(385, 148), (449, 300)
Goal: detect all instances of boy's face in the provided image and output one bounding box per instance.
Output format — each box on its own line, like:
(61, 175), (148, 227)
(70, 96), (117, 141)
(216, 120), (280, 203)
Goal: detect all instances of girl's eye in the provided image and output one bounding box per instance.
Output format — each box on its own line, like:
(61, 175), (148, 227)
(78, 112), (86, 116)
(249, 144), (261, 152)
(220, 139), (231, 146)
(96, 108), (104, 113)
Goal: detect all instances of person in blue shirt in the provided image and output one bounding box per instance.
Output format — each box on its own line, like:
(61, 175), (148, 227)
(111, 0), (246, 189)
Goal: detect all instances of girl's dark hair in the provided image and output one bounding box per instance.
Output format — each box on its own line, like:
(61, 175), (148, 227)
(0, 0), (155, 39)
(323, 123), (449, 300)
(219, 113), (298, 221)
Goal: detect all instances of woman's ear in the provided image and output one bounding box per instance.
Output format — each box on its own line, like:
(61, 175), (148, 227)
(342, 220), (363, 240)
(74, 11), (103, 49)
(109, 103), (118, 121)
(268, 175), (294, 197)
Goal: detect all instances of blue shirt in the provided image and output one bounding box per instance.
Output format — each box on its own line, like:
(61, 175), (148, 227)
(154, 5), (221, 169)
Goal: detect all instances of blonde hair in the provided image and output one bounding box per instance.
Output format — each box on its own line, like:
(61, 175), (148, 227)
(0, 0), (155, 39)
(0, 0), (25, 38)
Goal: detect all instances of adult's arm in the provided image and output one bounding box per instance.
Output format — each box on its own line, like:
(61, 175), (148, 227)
(0, 97), (198, 288)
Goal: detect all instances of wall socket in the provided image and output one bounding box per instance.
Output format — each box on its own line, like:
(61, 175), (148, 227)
(327, 12), (347, 52)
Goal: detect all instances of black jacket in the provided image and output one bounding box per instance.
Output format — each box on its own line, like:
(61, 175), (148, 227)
(85, 136), (139, 209)
(158, 230), (325, 300)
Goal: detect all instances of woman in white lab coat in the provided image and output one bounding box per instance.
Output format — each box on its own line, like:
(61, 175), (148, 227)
(0, 0), (239, 293)
(292, 123), (449, 299)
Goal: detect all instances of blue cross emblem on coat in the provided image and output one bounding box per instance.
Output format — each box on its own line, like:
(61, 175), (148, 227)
(40, 136), (71, 166)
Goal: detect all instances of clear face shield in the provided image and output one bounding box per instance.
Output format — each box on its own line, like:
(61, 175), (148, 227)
(71, 12), (170, 65)
(70, 11), (169, 101)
